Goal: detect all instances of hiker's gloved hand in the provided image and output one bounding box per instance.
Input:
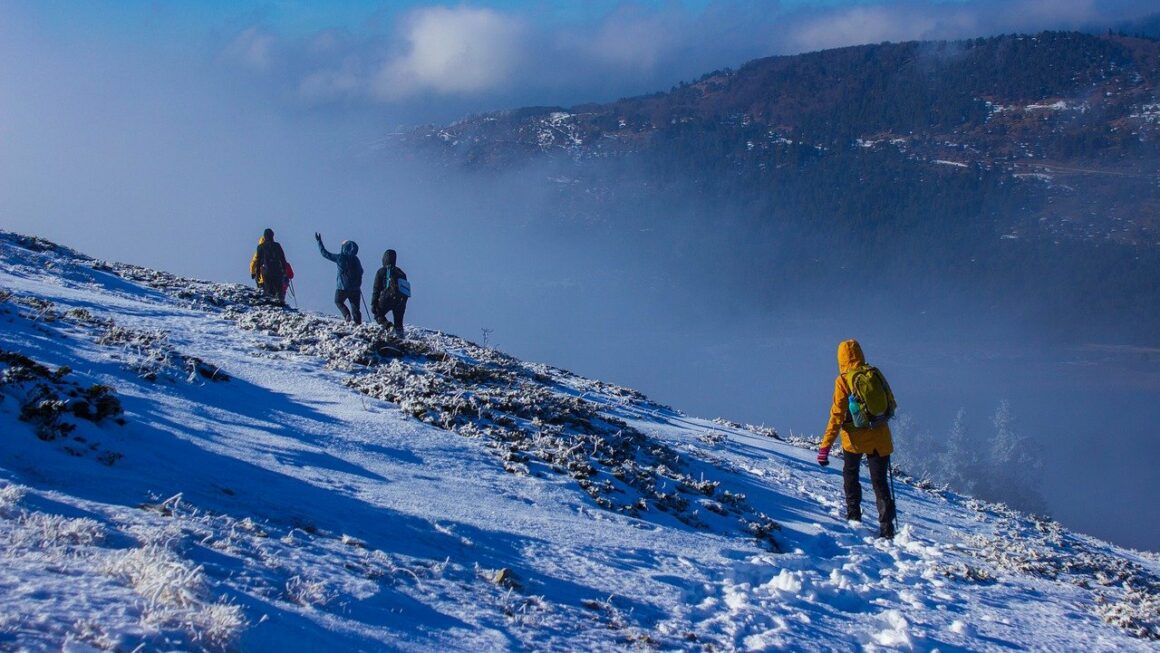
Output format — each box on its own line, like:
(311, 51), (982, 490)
(817, 446), (830, 467)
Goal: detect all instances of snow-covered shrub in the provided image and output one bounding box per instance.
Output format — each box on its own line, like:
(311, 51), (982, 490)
(498, 590), (550, 626)
(1, 348), (126, 462)
(960, 501), (1160, 640)
(1097, 586), (1160, 640)
(97, 325), (228, 383)
(712, 418), (780, 440)
(582, 595), (636, 632)
(0, 483), (28, 517)
(699, 430), (728, 445)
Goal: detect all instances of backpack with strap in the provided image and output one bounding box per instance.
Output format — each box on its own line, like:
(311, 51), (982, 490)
(843, 365), (895, 429)
(258, 242), (285, 286)
(391, 267), (411, 298)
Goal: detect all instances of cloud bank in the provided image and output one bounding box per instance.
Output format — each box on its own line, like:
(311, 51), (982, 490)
(782, 0), (1129, 52)
(374, 6), (526, 100)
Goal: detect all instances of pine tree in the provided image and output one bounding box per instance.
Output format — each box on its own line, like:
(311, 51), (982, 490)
(892, 412), (942, 483)
(941, 408), (979, 495)
(990, 399), (1018, 469)
(984, 400), (1048, 515)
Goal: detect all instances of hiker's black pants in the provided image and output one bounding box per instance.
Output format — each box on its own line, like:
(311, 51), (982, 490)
(843, 451), (895, 536)
(260, 273), (285, 303)
(374, 296), (407, 333)
(334, 289), (361, 325)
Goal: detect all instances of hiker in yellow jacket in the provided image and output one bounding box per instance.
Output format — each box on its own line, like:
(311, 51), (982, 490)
(249, 228), (293, 304)
(817, 339), (897, 539)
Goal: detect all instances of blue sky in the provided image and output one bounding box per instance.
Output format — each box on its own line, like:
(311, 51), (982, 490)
(5, 0), (1156, 123)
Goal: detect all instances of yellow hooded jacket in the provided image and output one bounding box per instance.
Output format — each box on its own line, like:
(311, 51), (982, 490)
(820, 339), (894, 456)
(250, 234), (293, 286)
(249, 235), (266, 284)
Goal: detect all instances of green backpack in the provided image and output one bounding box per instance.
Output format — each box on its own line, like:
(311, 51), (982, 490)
(843, 365), (894, 428)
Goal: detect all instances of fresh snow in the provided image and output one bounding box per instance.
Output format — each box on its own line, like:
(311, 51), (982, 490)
(1, 231), (1158, 652)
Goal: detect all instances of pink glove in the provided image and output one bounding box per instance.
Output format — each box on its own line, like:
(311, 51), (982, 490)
(817, 446), (830, 467)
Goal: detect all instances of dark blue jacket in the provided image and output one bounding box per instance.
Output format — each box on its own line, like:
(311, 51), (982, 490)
(318, 240), (363, 291)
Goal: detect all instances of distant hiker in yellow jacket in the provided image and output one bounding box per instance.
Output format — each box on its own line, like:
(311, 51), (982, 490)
(817, 339), (897, 539)
(249, 228), (293, 305)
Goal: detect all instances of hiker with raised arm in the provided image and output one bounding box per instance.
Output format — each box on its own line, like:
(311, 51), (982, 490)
(817, 339), (898, 539)
(315, 232), (363, 325)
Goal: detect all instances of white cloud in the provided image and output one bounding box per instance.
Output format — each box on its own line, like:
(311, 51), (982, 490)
(571, 5), (687, 73)
(784, 3), (998, 53)
(299, 58), (365, 102)
(1000, 0), (1100, 26)
(373, 6), (526, 100)
(223, 26), (277, 72)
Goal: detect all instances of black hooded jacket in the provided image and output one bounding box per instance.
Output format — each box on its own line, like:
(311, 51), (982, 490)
(372, 249), (407, 310)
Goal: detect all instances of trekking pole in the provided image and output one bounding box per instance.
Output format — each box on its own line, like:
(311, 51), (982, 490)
(288, 280), (298, 309)
(361, 296), (372, 324)
(889, 460), (900, 534)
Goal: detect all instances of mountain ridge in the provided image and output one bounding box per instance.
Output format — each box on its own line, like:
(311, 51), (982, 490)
(388, 30), (1160, 343)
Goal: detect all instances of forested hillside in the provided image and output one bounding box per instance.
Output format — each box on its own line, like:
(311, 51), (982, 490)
(398, 31), (1160, 339)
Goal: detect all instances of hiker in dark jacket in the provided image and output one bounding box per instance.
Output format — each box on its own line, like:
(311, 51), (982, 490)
(371, 249), (408, 336)
(250, 228), (292, 304)
(315, 232), (363, 324)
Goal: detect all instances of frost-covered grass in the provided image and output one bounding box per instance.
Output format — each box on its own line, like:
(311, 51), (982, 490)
(0, 483), (245, 652)
(1, 229), (1158, 651)
(957, 499), (1160, 640)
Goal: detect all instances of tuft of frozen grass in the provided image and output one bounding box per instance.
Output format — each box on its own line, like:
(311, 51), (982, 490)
(0, 482), (28, 516)
(11, 512), (107, 549)
(284, 574), (338, 608)
(498, 589), (550, 627)
(0, 484), (245, 651)
(102, 543), (246, 649)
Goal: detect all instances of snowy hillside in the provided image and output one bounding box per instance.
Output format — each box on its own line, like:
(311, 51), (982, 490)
(1, 230), (1157, 652)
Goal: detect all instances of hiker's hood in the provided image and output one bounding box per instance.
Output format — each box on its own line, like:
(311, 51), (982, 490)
(382, 249), (396, 266)
(341, 240), (358, 256)
(837, 339), (865, 373)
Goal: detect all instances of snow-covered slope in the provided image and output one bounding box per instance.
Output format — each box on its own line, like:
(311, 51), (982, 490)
(1, 231), (1157, 652)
